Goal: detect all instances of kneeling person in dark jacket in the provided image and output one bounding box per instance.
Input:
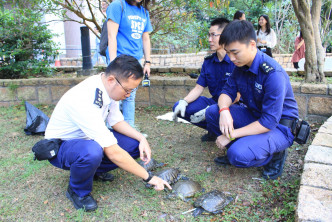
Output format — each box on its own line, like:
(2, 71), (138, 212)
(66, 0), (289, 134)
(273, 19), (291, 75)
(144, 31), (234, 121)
(205, 20), (299, 180)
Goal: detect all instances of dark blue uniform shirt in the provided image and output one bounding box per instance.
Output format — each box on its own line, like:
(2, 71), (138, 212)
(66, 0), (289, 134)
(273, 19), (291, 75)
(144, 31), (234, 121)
(196, 53), (235, 102)
(221, 50), (298, 130)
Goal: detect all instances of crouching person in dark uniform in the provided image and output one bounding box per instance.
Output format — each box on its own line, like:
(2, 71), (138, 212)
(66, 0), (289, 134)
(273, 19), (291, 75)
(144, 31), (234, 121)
(172, 18), (236, 142)
(45, 55), (171, 211)
(205, 20), (299, 180)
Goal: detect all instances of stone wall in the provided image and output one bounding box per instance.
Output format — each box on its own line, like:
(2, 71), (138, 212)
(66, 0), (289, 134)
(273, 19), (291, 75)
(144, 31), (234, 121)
(59, 53), (332, 70)
(1, 76), (331, 121)
(296, 116), (332, 221)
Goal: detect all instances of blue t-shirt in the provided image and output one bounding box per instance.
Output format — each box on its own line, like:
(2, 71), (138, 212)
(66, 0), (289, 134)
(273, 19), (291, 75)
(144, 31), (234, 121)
(106, 0), (153, 60)
(221, 50), (299, 130)
(196, 53), (235, 102)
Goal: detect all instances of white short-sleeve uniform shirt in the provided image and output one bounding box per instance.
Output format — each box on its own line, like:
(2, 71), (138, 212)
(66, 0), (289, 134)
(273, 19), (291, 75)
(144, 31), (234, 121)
(45, 74), (124, 148)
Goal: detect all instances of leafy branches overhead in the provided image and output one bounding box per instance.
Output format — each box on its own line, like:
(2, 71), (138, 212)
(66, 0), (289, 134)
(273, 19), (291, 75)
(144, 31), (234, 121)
(50, 0), (105, 38)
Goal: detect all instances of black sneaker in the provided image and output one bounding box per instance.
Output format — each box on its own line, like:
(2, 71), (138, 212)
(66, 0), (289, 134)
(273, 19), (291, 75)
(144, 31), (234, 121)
(214, 155), (231, 166)
(262, 149), (288, 180)
(201, 132), (217, 142)
(93, 172), (115, 182)
(66, 186), (98, 211)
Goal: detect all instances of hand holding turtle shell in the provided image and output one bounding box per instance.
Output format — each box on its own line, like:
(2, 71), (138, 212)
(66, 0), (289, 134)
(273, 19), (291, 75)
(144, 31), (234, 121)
(138, 137), (151, 164)
(148, 176), (172, 191)
(216, 135), (230, 151)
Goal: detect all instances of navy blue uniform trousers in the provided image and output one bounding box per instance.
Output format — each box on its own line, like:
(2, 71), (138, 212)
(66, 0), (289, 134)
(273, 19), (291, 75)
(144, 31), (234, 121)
(49, 130), (139, 197)
(206, 104), (294, 168)
(173, 96), (216, 129)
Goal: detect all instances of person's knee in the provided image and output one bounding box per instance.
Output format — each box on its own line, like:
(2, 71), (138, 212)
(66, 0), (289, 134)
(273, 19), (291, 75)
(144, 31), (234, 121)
(227, 146), (252, 168)
(80, 141), (103, 167)
(205, 104), (218, 122)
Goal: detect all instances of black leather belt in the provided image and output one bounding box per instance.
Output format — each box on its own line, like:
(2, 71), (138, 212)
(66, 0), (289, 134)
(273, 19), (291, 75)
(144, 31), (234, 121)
(280, 119), (297, 135)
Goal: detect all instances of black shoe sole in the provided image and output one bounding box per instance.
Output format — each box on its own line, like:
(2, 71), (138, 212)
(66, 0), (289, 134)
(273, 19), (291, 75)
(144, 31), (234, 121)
(66, 191), (98, 212)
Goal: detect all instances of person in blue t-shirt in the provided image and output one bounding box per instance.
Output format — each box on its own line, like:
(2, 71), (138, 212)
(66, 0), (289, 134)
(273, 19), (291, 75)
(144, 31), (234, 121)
(172, 18), (236, 142)
(205, 20), (299, 180)
(106, 0), (152, 129)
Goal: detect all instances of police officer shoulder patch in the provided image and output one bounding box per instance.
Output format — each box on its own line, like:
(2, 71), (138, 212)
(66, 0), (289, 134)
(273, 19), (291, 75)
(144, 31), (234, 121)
(260, 62), (274, 74)
(204, 53), (214, 60)
(93, 88), (103, 108)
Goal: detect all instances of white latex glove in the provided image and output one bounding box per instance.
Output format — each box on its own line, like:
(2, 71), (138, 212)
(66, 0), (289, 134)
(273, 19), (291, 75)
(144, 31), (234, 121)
(190, 106), (209, 123)
(172, 99), (188, 121)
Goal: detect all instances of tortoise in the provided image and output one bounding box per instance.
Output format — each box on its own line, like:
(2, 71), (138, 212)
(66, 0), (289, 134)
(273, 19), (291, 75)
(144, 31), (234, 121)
(145, 168), (181, 188)
(138, 158), (164, 171)
(167, 180), (202, 201)
(192, 190), (233, 217)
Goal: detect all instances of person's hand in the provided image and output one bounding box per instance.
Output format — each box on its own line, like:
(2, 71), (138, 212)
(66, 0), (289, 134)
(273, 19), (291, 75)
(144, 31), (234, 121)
(257, 38), (261, 43)
(148, 176), (172, 191)
(143, 63), (151, 77)
(190, 106), (209, 123)
(216, 135), (231, 151)
(219, 108), (234, 139)
(172, 100), (188, 121)
(138, 137), (151, 164)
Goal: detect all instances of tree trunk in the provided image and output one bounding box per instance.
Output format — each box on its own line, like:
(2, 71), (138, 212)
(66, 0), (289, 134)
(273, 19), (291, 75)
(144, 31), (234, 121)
(291, 0), (326, 83)
(311, 0), (326, 82)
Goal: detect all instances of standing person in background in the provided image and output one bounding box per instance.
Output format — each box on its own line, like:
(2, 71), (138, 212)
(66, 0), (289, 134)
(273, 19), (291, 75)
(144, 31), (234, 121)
(291, 31), (305, 69)
(106, 0), (152, 130)
(256, 14), (276, 57)
(233, 10), (246, 20)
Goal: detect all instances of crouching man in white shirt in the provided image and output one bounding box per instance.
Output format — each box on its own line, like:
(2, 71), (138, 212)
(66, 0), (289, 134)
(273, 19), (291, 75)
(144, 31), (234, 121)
(45, 55), (171, 211)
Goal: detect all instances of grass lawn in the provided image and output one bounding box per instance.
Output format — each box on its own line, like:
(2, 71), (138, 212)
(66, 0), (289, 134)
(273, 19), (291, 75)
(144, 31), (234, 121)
(0, 104), (319, 221)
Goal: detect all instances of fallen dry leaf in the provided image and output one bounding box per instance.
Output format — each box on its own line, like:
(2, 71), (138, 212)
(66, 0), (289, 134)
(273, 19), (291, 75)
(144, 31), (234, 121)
(140, 210), (148, 217)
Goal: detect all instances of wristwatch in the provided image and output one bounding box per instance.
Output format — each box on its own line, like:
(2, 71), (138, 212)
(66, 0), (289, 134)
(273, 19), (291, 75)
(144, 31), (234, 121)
(143, 171), (153, 183)
(144, 60), (151, 65)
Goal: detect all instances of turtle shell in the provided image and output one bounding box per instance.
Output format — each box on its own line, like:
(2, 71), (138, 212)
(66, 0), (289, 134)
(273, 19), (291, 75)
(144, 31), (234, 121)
(154, 168), (181, 185)
(138, 158), (164, 171)
(194, 190), (233, 214)
(172, 180), (201, 200)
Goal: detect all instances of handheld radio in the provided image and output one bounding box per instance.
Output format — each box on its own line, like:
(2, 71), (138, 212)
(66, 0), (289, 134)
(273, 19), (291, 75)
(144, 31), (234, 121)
(142, 72), (150, 87)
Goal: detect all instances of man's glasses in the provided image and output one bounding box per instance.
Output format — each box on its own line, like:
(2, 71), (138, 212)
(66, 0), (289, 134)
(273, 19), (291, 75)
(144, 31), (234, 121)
(115, 77), (137, 95)
(207, 33), (222, 38)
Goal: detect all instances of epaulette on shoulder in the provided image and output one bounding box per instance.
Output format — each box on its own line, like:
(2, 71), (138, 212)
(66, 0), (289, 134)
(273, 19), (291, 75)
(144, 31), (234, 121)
(93, 88), (103, 108)
(260, 62), (275, 74)
(204, 53), (214, 60)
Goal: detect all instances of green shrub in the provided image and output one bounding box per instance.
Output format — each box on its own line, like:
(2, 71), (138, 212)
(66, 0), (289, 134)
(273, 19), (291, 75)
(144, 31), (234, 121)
(0, 7), (58, 79)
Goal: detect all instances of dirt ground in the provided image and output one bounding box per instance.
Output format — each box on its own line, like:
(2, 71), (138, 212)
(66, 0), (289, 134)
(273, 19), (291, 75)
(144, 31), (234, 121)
(0, 105), (318, 221)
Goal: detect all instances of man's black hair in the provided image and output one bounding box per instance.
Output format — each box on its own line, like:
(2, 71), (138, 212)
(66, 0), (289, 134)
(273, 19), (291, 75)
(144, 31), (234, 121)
(233, 10), (245, 20)
(219, 20), (256, 47)
(210, 17), (230, 30)
(105, 54), (143, 80)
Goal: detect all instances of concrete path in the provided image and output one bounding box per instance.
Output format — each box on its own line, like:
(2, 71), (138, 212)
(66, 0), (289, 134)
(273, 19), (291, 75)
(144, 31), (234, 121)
(296, 116), (332, 221)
